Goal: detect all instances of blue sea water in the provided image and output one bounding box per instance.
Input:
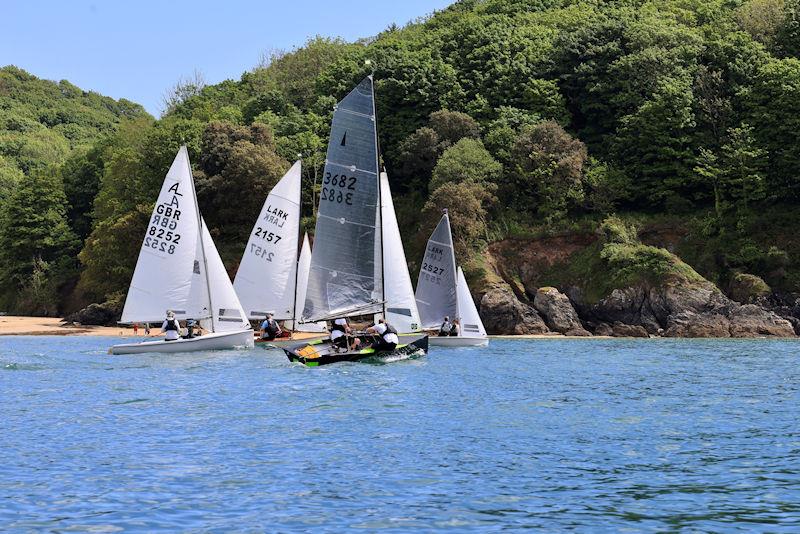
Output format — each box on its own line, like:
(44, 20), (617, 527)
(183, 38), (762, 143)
(1, 336), (799, 532)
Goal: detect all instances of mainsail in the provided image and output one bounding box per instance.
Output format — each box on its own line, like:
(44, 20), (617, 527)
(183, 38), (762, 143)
(120, 145), (249, 336)
(414, 212), (459, 329)
(121, 146), (206, 323)
(302, 76), (382, 321)
(233, 161), (302, 320)
(456, 266), (487, 338)
(378, 171), (421, 333)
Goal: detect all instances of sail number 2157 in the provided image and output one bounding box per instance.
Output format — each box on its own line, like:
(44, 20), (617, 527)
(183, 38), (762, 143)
(321, 172), (356, 205)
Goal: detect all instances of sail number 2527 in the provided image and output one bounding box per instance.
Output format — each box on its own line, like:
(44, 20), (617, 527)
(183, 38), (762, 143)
(321, 172), (356, 205)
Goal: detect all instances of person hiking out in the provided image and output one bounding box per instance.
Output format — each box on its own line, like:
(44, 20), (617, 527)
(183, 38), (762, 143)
(367, 318), (399, 352)
(330, 317), (360, 351)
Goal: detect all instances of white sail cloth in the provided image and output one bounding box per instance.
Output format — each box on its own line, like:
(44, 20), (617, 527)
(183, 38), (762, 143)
(285, 234), (327, 333)
(234, 161), (302, 320)
(456, 266), (487, 338)
(120, 145), (249, 334)
(414, 212), (458, 329)
(121, 146), (206, 323)
(377, 172), (421, 333)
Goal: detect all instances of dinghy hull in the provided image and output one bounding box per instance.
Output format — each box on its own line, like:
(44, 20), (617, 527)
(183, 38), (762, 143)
(109, 329), (254, 355)
(429, 335), (489, 347)
(283, 334), (429, 366)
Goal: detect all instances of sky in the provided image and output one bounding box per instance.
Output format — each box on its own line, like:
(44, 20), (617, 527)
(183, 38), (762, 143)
(1, 0), (453, 116)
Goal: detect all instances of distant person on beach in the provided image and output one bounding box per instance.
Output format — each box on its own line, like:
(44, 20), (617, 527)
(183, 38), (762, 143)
(161, 310), (180, 341)
(133, 323), (139, 335)
(144, 323), (150, 336)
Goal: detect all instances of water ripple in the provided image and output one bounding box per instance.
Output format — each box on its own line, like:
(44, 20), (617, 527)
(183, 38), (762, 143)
(1, 336), (799, 531)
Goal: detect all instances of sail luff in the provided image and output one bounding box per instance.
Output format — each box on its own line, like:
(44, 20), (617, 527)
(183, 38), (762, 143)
(187, 148), (215, 333)
(302, 76), (382, 322)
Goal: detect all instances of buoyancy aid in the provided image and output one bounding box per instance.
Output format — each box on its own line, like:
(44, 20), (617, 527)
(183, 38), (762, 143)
(164, 318), (179, 331)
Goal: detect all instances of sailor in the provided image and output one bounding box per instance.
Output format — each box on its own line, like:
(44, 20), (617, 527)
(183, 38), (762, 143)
(260, 313), (282, 341)
(449, 318), (460, 337)
(330, 317), (360, 351)
(161, 310), (180, 341)
(438, 316), (452, 337)
(184, 318), (197, 339)
(367, 318), (399, 352)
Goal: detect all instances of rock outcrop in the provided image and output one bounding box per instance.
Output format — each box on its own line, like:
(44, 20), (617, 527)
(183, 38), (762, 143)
(480, 286), (549, 334)
(63, 302), (120, 326)
(583, 282), (795, 338)
(533, 287), (591, 336)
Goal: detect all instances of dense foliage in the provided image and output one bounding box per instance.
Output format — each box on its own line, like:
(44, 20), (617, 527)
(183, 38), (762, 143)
(3, 0), (800, 315)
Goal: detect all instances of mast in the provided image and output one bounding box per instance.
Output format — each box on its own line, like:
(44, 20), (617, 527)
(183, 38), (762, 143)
(370, 73), (387, 320)
(186, 146), (215, 333)
(444, 209), (459, 327)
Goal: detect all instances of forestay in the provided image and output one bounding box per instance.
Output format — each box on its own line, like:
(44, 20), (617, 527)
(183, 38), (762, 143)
(233, 161), (301, 320)
(121, 146), (207, 324)
(456, 266), (487, 338)
(377, 171), (421, 333)
(303, 76), (382, 321)
(415, 212), (458, 329)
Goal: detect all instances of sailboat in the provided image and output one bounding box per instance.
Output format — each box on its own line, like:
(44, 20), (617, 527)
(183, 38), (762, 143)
(282, 76), (428, 366)
(109, 146), (254, 355)
(415, 211), (489, 347)
(233, 161), (326, 347)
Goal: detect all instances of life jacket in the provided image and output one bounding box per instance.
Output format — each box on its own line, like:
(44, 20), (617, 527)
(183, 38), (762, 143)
(165, 318), (179, 331)
(439, 321), (451, 334)
(384, 323), (398, 335)
(331, 321), (347, 333)
(265, 319), (279, 336)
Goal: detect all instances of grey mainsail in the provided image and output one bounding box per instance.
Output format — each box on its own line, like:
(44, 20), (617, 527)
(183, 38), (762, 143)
(415, 212), (458, 329)
(302, 76), (383, 321)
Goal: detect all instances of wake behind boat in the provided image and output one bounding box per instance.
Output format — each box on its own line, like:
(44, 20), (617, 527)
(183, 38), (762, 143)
(109, 146), (253, 355)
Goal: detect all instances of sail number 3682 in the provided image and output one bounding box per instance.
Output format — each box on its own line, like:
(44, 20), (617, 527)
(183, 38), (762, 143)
(321, 172), (356, 205)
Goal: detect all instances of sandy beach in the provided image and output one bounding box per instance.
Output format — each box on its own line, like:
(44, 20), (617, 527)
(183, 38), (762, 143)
(0, 316), (143, 337)
(0, 316), (611, 339)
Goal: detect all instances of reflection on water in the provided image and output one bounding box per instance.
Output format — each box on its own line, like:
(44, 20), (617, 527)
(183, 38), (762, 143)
(1, 336), (799, 531)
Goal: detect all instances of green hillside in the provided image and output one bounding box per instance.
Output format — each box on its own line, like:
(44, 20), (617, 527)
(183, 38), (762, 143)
(2, 0), (800, 317)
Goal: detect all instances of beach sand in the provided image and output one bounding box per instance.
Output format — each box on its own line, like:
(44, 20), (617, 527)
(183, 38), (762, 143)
(0, 316), (140, 337)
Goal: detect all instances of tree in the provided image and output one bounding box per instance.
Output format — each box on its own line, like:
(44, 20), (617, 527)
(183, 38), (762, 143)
(0, 168), (78, 312)
(508, 121), (588, 222)
(429, 138), (502, 192)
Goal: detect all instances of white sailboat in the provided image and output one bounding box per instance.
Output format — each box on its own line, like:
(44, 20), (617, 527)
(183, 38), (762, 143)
(233, 161), (326, 347)
(109, 146), (254, 355)
(283, 76), (428, 366)
(415, 211), (489, 347)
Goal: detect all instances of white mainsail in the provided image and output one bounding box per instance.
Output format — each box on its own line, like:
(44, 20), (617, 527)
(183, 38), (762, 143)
(121, 146), (207, 323)
(456, 266), (487, 338)
(233, 161), (302, 320)
(414, 212), (459, 329)
(377, 171), (421, 333)
(285, 233), (327, 333)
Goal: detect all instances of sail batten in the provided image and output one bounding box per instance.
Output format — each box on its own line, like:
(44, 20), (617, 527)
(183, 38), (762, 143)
(302, 76), (381, 322)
